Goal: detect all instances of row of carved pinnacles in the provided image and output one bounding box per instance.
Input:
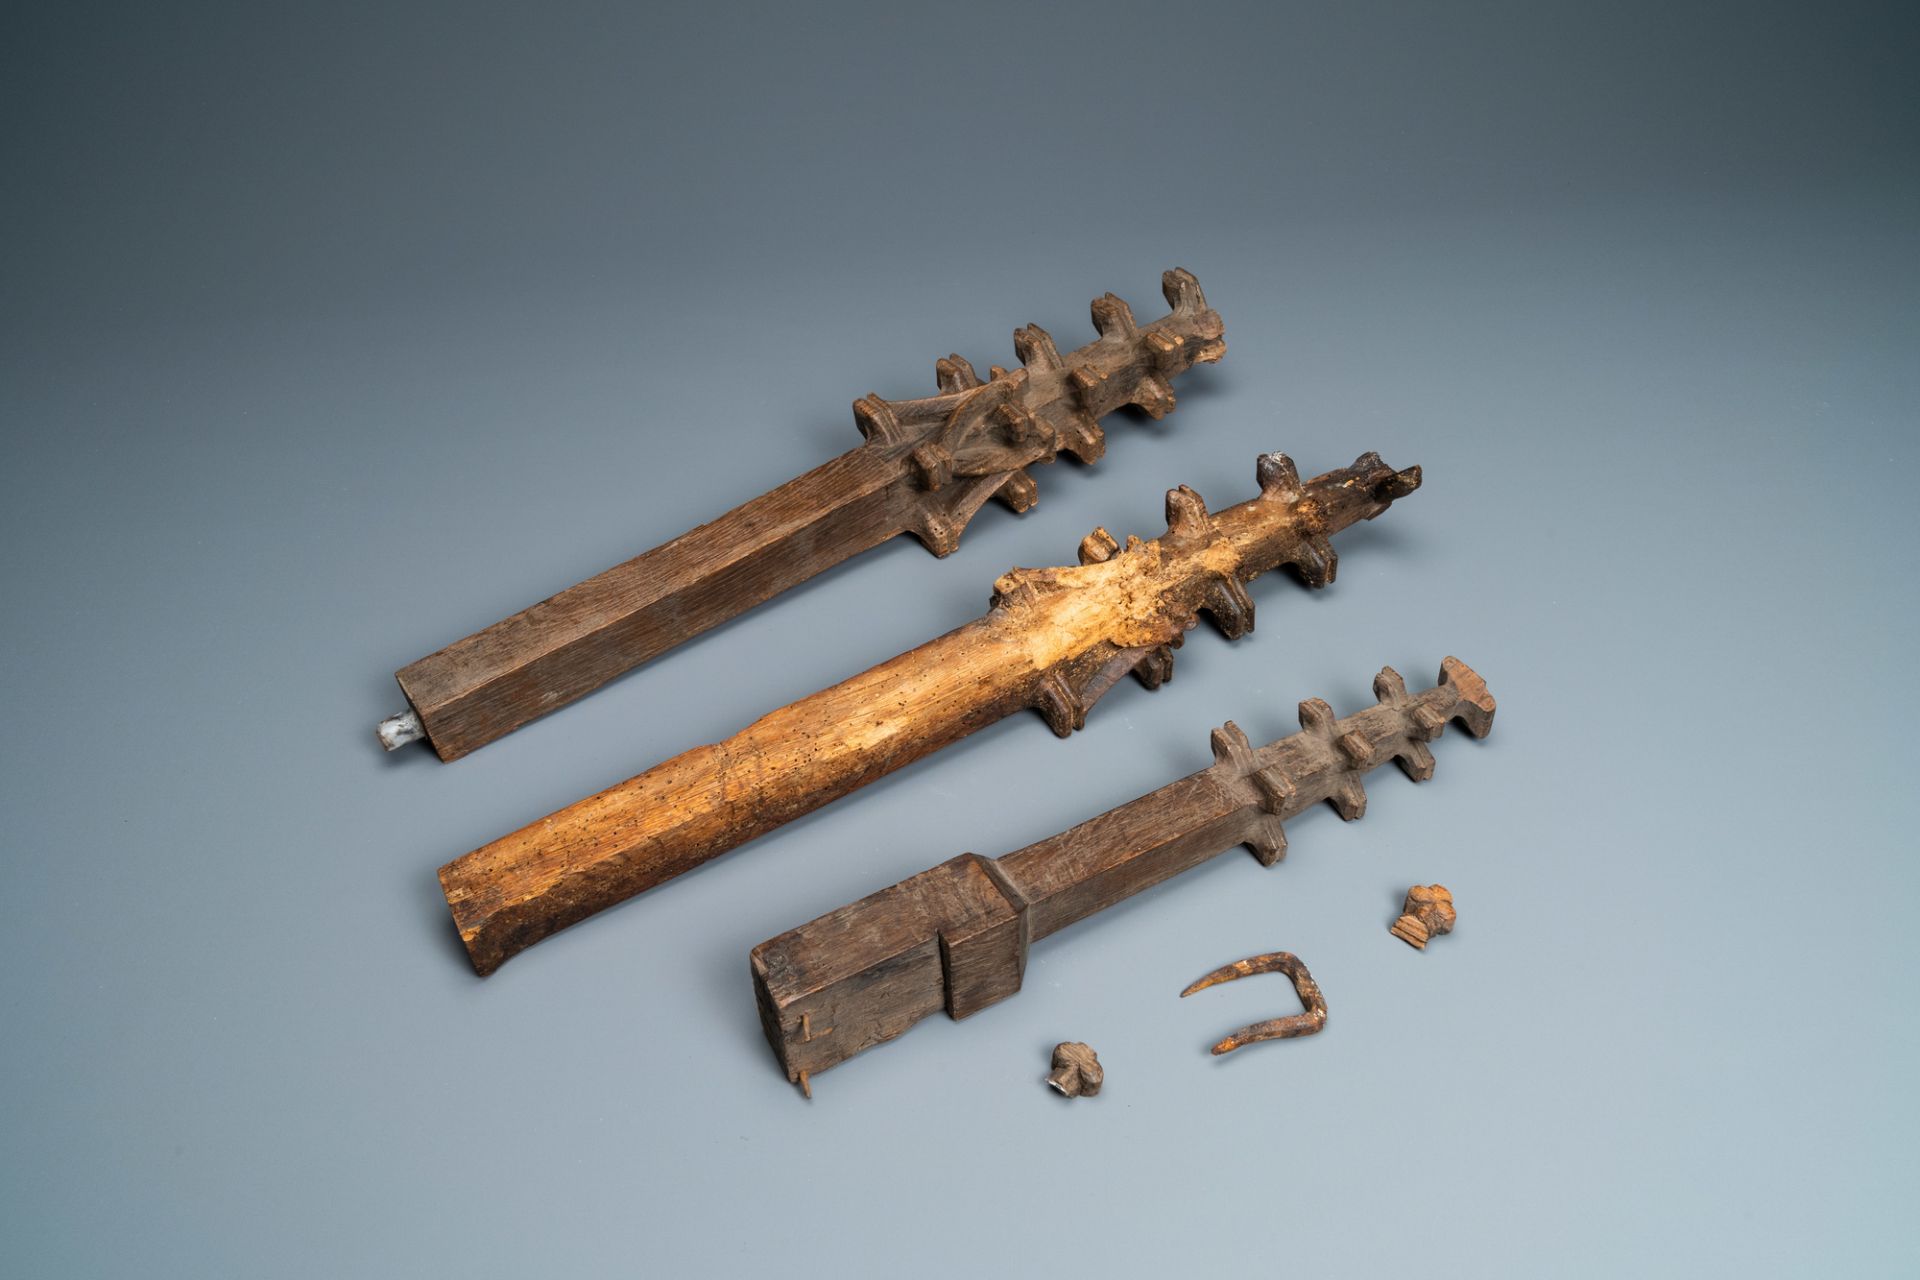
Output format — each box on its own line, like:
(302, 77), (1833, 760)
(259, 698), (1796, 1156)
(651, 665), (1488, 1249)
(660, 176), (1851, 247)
(1205, 667), (1458, 866)
(1020, 452), (1346, 737)
(849, 269), (1225, 502)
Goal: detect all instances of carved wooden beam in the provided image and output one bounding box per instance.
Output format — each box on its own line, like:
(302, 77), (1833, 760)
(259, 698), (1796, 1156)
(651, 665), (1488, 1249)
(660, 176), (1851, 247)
(439, 451), (1423, 974)
(380, 270), (1226, 760)
(751, 659), (1495, 1093)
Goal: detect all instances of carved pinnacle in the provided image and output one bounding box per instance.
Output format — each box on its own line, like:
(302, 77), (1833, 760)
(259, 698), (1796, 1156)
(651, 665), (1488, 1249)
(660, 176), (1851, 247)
(1179, 952), (1328, 1054)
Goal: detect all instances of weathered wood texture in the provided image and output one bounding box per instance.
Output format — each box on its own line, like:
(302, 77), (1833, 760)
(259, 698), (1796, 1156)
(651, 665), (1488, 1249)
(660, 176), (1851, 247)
(1046, 1043), (1103, 1097)
(391, 270), (1225, 761)
(441, 451), (1424, 975)
(751, 659), (1494, 1089)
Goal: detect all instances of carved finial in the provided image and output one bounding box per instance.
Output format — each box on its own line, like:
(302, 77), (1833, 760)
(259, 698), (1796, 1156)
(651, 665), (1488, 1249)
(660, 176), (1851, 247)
(1439, 656), (1497, 737)
(1336, 728), (1374, 767)
(1393, 734), (1437, 782)
(1328, 774), (1368, 820)
(1046, 1042), (1103, 1097)
(749, 661), (1493, 1084)
(1078, 527), (1120, 565)
(1410, 701), (1449, 738)
(838, 273), (1228, 557)
(1132, 644), (1175, 689)
(1132, 373), (1177, 420)
(1297, 697), (1338, 737)
(1161, 268), (1208, 313)
(1058, 411), (1105, 463)
(1372, 666), (1410, 704)
(1256, 452), (1302, 502)
(992, 401), (1045, 449)
(1242, 815), (1289, 866)
(915, 511), (961, 558)
(1179, 951), (1328, 1054)
(995, 470), (1039, 513)
(1379, 465), (1423, 501)
(934, 354), (982, 394)
(1013, 324), (1062, 371)
(1034, 671), (1087, 738)
(1201, 574), (1255, 639)
(1209, 722), (1296, 865)
(853, 395), (904, 445)
(1164, 485), (1210, 540)
(1209, 720), (1258, 773)
(909, 443), (953, 491)
(1290, 534), (1338, 589)
(1090, 293), (1136, 339)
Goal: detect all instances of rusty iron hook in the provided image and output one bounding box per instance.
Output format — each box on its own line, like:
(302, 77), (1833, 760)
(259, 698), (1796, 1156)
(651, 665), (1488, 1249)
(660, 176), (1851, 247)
(1178, 951), (1328, 1055)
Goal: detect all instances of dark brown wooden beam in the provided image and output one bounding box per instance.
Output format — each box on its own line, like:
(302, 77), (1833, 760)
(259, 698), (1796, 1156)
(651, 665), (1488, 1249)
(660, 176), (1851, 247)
(383, 270), (1226, 760)
(750, 659), (1495, 1091)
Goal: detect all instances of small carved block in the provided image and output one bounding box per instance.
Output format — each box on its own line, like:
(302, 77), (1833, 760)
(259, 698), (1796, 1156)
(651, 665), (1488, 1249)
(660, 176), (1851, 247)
(445, 452), (1426, 975)
(1046, 1043), (1104, 1098)
(1390, 884), (1456, 949)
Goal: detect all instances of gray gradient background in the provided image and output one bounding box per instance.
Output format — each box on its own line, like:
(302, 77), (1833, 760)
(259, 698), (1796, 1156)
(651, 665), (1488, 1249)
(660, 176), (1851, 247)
(3, 3), (1916, 1275)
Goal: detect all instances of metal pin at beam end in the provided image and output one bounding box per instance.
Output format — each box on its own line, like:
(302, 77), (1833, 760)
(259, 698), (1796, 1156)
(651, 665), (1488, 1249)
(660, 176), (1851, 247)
(377, 708), (426, 752)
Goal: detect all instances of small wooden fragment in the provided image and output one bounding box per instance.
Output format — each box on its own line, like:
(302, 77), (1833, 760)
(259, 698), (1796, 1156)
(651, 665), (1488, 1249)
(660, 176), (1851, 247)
(1046, 1043), (1103, 1097)
(1389, 884), (1455, 949)
(385, 270), (1225, 761)
(442, 451), (1425, 975)
(1179, 951), (1327, 1054)
(750, 659), (1494, 1090)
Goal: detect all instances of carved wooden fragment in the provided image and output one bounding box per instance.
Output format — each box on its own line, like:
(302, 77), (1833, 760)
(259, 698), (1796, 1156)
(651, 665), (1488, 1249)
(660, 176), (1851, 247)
(441, 451), (1425, 975)
(383, 270), (1225, 761)
(1390, 884), (1456, 948)
(1046, 1043), (1103, 1097)
(750, 660), (1494, 1091)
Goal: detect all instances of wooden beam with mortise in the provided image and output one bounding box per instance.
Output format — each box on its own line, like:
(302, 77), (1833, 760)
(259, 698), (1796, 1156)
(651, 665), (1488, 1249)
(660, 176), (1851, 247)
(751, 659), (1494, 1092)
(439, 451), (1425, 975)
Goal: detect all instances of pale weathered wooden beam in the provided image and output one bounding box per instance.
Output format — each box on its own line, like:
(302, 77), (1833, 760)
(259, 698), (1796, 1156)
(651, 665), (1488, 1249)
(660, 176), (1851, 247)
(439, 452), (1425, 975)
(751, 659), (1494, 1090)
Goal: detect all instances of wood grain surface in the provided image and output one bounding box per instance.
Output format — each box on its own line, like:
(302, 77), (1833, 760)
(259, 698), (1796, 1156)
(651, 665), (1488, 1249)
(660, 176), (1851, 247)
(394, 270), (1225, 760)
(440, 451), (1424, 974)
(751, 659), (1495, 1089)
